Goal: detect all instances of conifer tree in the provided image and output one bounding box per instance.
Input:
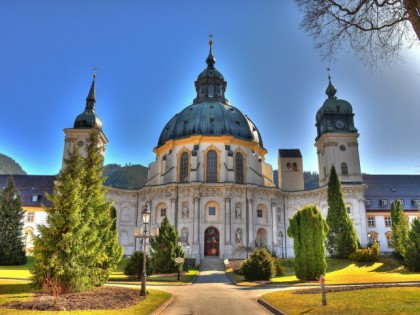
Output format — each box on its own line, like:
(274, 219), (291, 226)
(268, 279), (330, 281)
(83, 131), (122, 285)
(150, 216), (184, 273)
(390, 200), (409, 258)
(326, 165), (358, 258)
(404, 218), (420, 272)
(31, 147), (92, 292)
(0, 177), (26, 265)
(287, 205), (328, 280)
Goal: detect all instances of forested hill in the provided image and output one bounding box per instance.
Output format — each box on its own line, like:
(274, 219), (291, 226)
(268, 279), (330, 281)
(103, 163), (148, 190)
(0, 154), (26, 175)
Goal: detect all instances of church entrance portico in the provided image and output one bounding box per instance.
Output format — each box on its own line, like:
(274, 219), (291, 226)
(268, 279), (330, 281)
(204, 227), (219, 256)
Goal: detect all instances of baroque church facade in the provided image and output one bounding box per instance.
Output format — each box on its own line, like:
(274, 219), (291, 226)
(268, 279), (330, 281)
(61, 42), (369, 262)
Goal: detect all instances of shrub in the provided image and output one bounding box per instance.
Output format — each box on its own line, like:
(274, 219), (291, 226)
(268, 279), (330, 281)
(273, 258), (285, 276)
(240, 247), (275, 281)
(124, 251), (153, 279)
(349, 241), (380, 262)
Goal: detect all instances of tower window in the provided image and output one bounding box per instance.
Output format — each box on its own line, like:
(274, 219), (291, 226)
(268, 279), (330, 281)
(208, 85), (214, 97)
(341, 163), (348, 175)
(257, 209), (263, 218)
(292, 163), (298, 172)
(235, 152), (244, 184)
(206, 150), (218, 182)
(286, 163), (292, 172)
(179, 152), (189, 183)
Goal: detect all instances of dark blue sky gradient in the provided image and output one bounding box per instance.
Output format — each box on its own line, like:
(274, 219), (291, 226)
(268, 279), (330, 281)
(1, 1), (419, 175)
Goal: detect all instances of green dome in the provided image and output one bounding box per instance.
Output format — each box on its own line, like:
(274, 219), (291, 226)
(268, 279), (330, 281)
(157, 101), (263, 148)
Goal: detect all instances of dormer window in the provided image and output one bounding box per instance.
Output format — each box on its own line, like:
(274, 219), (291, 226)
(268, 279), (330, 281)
(32, 195), (40, 202)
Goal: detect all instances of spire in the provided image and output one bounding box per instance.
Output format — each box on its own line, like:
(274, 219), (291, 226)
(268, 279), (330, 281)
(206, 34), (216, 68)
(325, 68), (337, 99)
(85, 70), (96, 110)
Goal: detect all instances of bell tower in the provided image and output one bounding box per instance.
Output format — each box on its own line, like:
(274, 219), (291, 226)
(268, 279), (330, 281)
(315, 75), (362, 186)
(62, 73), (108, 170)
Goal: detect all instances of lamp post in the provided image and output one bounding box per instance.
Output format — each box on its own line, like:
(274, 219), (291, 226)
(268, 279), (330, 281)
(140, 206), (150, 297)
(279, 231), (284, 259)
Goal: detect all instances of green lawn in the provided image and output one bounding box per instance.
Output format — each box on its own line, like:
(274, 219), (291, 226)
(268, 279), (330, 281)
(0, 257), (34, 279)
(227, 256), (420, 285)
(261, 287), (420, 315)
(0, 280), (171, 315)
(1, 257), (199, 285)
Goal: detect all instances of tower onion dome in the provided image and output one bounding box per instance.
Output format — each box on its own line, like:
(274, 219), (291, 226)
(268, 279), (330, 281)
(315, 76), (357, 141)
(316, 77), (353, 119)
(73, 75), (103, 130)
(157, 40), (263, 148)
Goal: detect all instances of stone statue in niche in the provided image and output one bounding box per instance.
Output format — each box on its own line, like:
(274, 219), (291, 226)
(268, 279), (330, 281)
(277, 208), (281, 222)
(235, 207), (241, 219)
(182, 206), (189, 218)
(235, 228), (242, 244)
(181, 228), (189, 244)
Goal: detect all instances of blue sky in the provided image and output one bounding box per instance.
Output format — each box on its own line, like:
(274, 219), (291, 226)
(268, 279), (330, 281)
(1, 1), (419, 175)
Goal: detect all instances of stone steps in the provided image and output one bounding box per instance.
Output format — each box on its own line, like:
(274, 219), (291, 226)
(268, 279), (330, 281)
(200, 258), (225, 271)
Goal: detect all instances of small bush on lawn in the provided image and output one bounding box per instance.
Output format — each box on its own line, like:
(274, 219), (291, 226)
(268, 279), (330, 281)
(273, 258), (285, 276)
(124, 251), (153, 279)
(349, 241), (379, 262)
(240, 247), (275, 281)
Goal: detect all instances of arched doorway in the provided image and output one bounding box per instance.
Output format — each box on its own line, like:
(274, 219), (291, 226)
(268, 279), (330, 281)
(204, 227), (219, 256)
(256, 228), (267, 247)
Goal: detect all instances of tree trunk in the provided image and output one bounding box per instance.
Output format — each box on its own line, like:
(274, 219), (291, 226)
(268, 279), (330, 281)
(404, 0), (420, 41)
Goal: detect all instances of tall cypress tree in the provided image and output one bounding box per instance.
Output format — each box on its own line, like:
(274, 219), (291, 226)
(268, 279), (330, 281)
(326, 165), (358, 258)
(83, 131), (122, 285)
(0, 177), (26, 265)
(390, 200), (409, 258)
(31, 147), (92, 292)
(287, 205), (328, 280)
(150, 216), (184, 273)
(405, 218), (420, 272)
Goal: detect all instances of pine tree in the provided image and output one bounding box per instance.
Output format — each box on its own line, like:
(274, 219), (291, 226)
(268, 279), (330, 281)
(31, 147), (92, 292)
(390, 200), (409, 258)
(404, 218), (420, 272)
(287, 205), (328, 280)
(83, 131), (123, 285)
(326, 165), (358, 258)
(150, 216), (184, 273)
(0, 177), (26, 265)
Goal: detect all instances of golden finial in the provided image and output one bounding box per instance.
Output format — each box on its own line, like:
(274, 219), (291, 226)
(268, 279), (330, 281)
(327, 67), (331, 81)
(209, 34), (213, 47)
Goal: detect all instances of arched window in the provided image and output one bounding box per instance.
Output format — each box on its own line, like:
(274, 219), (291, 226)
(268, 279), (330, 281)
(292, 163), (298, 172)
(286, 163), (292, 172)
(179, 152), (189, 183)
(235, 152), (244, 183)
(206, 150), (217, 182)
(341, 163), (348, 175)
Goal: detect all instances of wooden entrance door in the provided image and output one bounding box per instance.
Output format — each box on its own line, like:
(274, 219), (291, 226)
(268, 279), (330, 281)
(204, 227), (219, 256)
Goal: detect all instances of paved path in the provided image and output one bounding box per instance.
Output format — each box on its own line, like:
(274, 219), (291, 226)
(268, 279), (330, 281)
(153, 258), (280, 315)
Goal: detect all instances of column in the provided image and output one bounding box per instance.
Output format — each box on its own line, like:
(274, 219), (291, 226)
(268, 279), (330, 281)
(271, 202), (277, 248)
(247, 197), (254, 245)
(193, 195), (200, 244)
(170, 197), (176, 226)
(225, 197), (231, 244)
